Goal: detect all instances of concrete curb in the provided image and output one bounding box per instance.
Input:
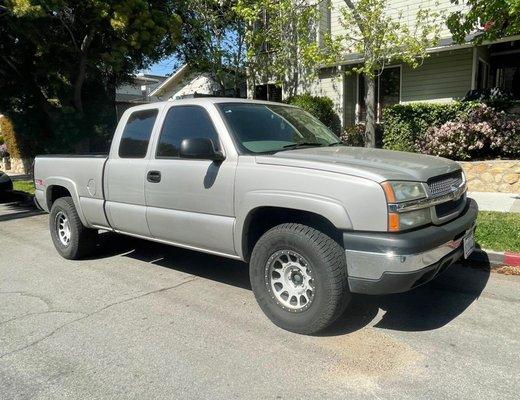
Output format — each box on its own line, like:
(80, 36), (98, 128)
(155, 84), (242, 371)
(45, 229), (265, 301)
(468, 248), (520, 268)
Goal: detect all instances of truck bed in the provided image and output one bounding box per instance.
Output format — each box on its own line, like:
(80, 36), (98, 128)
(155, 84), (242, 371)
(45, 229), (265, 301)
(34, 154), (109, 228)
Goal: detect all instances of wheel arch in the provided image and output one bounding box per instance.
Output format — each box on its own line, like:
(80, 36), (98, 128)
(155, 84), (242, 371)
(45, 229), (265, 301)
(235, 191), (352, 261)
(44, 178), (88, 226)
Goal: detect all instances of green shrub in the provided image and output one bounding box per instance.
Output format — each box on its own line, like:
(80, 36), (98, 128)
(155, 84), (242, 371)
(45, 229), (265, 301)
(287, 94), (336, 128)
(382, 102), (478, 152)
(0, 135), (4, 145)
(340, 124), (366, 147)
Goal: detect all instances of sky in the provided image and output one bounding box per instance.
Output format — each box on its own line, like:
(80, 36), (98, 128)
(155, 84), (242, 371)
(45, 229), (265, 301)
(141, 55), (179, 76)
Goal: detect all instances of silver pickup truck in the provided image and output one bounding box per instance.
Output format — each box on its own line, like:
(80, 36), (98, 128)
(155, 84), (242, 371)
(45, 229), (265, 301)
(34, 98), (478, 334)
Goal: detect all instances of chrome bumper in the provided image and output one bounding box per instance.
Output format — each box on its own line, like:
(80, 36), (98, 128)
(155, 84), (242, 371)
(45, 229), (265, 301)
(343, 199), (478, 295)
(345, 225), (474, 281)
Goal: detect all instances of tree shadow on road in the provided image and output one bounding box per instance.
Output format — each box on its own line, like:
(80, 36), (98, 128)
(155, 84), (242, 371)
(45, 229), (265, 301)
(91, 233), (491, 335)
(0, 192), (44, 222)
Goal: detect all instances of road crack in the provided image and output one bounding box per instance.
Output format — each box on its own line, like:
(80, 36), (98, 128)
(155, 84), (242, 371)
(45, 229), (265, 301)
(0, 277), (197, 360)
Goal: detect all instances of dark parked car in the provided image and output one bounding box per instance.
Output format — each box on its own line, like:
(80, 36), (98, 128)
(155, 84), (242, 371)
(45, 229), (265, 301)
(0, 171), (13, 193)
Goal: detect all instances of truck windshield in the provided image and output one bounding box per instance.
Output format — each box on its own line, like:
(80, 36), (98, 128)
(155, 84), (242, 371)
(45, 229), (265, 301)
(217, 103), (340, 154)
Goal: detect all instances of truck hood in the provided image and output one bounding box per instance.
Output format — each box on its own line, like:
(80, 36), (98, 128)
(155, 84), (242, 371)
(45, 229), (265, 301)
(255, 146), (461, 182)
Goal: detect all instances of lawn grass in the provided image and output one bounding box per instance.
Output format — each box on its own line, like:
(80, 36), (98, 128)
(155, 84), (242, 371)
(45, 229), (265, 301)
(475, 211), (520, 253)
(12, 180), (35, 195)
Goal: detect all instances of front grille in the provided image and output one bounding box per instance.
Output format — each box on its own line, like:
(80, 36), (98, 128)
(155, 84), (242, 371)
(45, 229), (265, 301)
(435, 195), (465, 218)
(427, 171), (463, 197)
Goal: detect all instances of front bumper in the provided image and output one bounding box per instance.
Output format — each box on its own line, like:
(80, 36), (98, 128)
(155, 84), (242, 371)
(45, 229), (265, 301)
(344, 198), (478, 295)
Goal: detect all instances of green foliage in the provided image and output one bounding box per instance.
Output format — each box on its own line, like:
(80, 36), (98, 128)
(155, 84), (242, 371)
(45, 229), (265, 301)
(382, 102), (476, 152)
(234, 0), (342, 97)
(176, 1), (245, 95)
(476, 211), (520, 253)
(338, 0), (444, 146)
(339, 124), (366, 147)
(464, 87), (515, 111)
(13, 180), (35, 195)
(447, 0), (520, 44)
(339, 0), (444, 79)
(286, 94), (335, 128)
(0, 116), (21, 158)
(0, 1), (182, 156)
(0, 135), (4, 146)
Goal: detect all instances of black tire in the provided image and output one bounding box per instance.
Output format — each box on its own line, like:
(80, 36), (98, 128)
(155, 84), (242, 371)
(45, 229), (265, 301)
(250, 223), (350, 334)
(49, 196), (96, 260)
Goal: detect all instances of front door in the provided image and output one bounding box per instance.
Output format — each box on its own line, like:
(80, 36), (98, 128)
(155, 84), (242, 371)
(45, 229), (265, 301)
(105, 107), (159, 236)
(145, 104), (236, 256)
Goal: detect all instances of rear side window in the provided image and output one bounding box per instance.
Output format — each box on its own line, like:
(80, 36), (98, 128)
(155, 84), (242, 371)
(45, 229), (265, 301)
(119, 109), (158, 158)
(156, 105), (220, 158)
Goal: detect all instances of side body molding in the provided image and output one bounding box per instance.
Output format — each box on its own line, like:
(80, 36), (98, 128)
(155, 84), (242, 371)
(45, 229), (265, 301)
(234, 190), (352, 259)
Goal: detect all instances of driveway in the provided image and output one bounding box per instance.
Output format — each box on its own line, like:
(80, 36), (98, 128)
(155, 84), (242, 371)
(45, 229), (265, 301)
(1, 198), (519, 400)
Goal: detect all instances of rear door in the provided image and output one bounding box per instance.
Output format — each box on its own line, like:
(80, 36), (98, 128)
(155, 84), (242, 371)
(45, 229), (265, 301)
(104, 107), (159, 236)
(145, 104), (236, 256)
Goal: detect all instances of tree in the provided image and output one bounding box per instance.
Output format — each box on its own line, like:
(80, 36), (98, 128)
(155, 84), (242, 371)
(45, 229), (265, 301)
(176, 0), (246, 97)
(0, 1), (182, 156)
(339, 0), (443, 147)
(235, 0), (340, 98)
(447, 0), (520, 44)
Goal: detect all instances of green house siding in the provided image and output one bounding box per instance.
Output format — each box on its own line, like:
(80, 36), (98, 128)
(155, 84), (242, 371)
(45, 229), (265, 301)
(401, 48), (473, 103)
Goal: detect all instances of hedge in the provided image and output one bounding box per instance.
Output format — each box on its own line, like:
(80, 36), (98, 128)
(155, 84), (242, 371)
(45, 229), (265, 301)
(382, 101), (519, 160)
(382, 102), (478, 152)
(286, 94), (336, 129)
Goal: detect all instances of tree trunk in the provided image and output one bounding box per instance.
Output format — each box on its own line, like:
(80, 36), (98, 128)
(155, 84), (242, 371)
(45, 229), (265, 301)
(73, 29), (95, 114)
(364, 74), (376, 148)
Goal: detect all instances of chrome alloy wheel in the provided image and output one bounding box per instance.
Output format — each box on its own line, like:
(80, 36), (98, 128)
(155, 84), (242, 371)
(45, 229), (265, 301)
(265, 250), (315, 312)
(55, 211), (71, 246)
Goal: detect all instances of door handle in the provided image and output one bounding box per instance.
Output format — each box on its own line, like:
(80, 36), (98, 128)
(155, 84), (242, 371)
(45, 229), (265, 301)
(147, 170), (161, 183)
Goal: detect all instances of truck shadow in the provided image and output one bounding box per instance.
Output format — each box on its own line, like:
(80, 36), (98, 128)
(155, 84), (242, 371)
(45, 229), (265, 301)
(321, 262), (490, 335)
(92, 233), (491, 336)
(0, 193), (44, 222)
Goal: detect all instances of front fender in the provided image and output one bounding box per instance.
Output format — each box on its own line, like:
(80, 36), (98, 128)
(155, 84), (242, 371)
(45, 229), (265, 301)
(234, 190), (352, 259)
(44, 177), (89, 226)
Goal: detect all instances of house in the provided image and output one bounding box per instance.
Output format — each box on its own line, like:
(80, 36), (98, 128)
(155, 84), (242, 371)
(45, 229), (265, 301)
(149, 64), (247, 101)
(115, 74), (167, 119)
(303, 1), (520, 129)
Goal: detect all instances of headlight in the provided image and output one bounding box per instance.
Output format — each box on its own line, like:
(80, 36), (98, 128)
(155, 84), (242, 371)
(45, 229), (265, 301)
(397, 208), (431, 230)
(381, 181), (430, 231)
(381, 181), (426, 202)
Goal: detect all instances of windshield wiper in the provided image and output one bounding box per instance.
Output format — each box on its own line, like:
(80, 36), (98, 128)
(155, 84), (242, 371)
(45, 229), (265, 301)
(328, 142), (343, 147)
(282, 142), (324, 149)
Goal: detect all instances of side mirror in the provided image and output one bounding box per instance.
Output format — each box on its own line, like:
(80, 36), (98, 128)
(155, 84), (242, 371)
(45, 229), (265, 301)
(179, 138), (225, 161)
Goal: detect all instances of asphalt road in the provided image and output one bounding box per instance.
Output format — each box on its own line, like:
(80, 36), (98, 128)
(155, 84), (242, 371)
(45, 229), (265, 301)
(1, 197), (519, 400)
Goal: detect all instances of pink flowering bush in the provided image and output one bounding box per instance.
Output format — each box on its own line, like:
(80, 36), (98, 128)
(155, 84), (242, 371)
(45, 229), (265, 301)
(416, 104), (520, 160)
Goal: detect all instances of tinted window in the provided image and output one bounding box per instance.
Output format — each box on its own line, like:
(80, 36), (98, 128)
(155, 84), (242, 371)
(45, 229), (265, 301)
(119, 109), (158, 158)
(157, 106), (220, 158)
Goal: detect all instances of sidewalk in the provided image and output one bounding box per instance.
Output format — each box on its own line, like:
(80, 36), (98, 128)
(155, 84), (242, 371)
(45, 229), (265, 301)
(468, 191), (520, 213)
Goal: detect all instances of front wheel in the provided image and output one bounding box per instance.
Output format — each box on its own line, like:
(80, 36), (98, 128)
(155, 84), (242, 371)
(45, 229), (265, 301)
(49, 197), (96, 260)
(249, 223), (350, 334)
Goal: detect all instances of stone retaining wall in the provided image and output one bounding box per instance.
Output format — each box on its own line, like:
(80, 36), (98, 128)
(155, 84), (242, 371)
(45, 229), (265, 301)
(460, 160), (520, 193)
(0, 157), (33, 174)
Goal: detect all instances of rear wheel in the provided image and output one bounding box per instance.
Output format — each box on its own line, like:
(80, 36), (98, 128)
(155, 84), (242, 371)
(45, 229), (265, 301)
(249, 223), (350, 334)
(49, 197), (96, 259)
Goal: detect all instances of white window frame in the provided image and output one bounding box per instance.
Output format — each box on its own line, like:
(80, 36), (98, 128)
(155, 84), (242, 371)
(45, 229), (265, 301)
(355, 65), (402, 124)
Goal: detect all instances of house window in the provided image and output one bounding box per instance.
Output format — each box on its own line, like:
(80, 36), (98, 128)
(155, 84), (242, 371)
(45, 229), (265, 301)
(357, 66), (401, 123)
(254, 84), (282, 102)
